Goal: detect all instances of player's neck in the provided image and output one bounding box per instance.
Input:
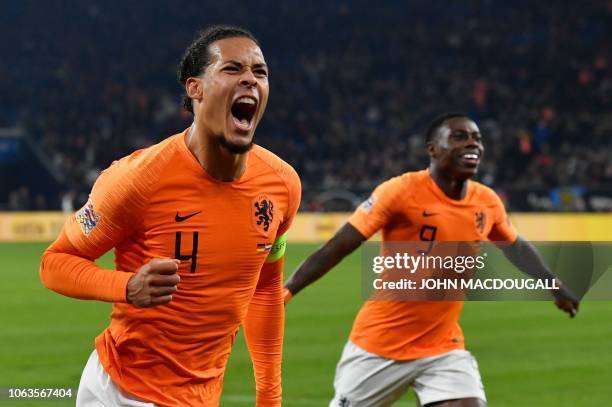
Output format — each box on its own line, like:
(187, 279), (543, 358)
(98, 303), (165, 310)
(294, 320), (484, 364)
(429, 165), (468, 200)
(185, 125), (247, 182)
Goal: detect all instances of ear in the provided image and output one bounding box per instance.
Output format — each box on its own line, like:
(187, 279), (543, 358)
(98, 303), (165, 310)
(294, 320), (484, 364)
(186, 77), (203, 103)
(427, 142), (437, 159)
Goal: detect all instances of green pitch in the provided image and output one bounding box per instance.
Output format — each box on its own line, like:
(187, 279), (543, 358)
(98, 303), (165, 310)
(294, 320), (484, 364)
(1, 243), (611, 406)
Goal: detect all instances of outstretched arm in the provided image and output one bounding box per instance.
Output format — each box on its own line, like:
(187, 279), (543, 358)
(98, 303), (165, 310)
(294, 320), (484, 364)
(500, 236), (579, 317)
(284, 223), (366, 301)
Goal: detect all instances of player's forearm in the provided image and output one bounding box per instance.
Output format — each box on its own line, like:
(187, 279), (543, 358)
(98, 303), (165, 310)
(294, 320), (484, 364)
(244, 261), (284, 406)
(501, 236), (556, 281)
(284, 244), (344, 296)
(285, 223), (365, 296)
(39, 232), (132, 302)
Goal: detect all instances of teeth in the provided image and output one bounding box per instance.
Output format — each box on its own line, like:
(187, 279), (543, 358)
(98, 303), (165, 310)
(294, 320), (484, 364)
(236, 97), (256, 105)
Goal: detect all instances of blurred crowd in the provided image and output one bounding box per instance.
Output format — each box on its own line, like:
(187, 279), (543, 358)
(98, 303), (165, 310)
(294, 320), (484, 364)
(1, 0), (611, 211)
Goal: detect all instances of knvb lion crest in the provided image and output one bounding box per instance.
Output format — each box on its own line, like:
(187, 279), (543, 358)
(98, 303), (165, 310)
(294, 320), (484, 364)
(253, 195), (274, 234)
(76, 199), (101, 235)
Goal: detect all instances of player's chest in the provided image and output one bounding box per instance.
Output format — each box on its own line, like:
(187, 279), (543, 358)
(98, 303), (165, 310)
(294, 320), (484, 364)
(137, 183), (284, 272)
(395, 203), (494, 241)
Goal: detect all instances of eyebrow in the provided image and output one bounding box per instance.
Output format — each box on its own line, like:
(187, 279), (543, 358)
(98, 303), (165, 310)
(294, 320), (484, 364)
(224, 60), (268, 69)
(452, 129), (480, 134)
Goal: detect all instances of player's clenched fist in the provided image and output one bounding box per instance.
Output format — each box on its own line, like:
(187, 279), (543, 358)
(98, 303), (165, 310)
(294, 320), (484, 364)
(126, 258), (180, 307)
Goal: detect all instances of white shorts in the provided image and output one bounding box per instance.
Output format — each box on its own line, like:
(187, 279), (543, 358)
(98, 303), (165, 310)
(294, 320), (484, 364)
(76, 350), (156, 407)
(330, 341), (486, 407)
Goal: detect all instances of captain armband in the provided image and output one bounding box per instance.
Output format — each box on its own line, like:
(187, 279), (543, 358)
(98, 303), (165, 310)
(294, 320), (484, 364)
(265, 232), (287, 263)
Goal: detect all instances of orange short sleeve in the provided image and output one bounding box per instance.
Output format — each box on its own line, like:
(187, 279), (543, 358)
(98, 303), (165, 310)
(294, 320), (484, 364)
(487, 193), (518, 242)
(348, 177), (403, 239)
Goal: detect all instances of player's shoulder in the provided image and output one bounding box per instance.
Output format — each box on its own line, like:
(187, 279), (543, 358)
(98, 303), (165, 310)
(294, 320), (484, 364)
(377, 169), (424, 195)
(93, 132), (184, 199)
(250, 144), (301, 189)
(469, 180), (504, 207)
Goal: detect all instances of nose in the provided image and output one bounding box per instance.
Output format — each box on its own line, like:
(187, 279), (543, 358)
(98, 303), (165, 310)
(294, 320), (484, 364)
(239, 69), (257, 88)
(466, 134), (481, 147)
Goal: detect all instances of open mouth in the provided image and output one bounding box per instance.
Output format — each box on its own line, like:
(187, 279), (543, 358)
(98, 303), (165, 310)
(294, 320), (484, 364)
(231, 96), (257, 132)
(460, 152), (480, 166)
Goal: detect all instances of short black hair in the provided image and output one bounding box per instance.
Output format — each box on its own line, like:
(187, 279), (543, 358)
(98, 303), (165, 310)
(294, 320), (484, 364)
(425, 113), (470, 144)
(178, 25), (259, 114)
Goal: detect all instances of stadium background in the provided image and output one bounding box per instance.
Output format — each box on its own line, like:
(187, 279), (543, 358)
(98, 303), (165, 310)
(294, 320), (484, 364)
(1, 1), (611, 406)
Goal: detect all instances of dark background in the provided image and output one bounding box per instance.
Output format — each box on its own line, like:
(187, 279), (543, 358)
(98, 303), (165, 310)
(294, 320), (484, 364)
(1, 0), (611, 212)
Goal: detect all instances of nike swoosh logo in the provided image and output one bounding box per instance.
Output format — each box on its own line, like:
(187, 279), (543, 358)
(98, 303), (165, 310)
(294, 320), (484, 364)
(422, 210), (439, 217)
(175, 211), (201, 222)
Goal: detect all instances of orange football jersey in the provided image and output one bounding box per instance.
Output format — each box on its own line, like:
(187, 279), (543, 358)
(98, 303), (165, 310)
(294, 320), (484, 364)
(40, 129), (301, 406)
(348, 169), (517, 360)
